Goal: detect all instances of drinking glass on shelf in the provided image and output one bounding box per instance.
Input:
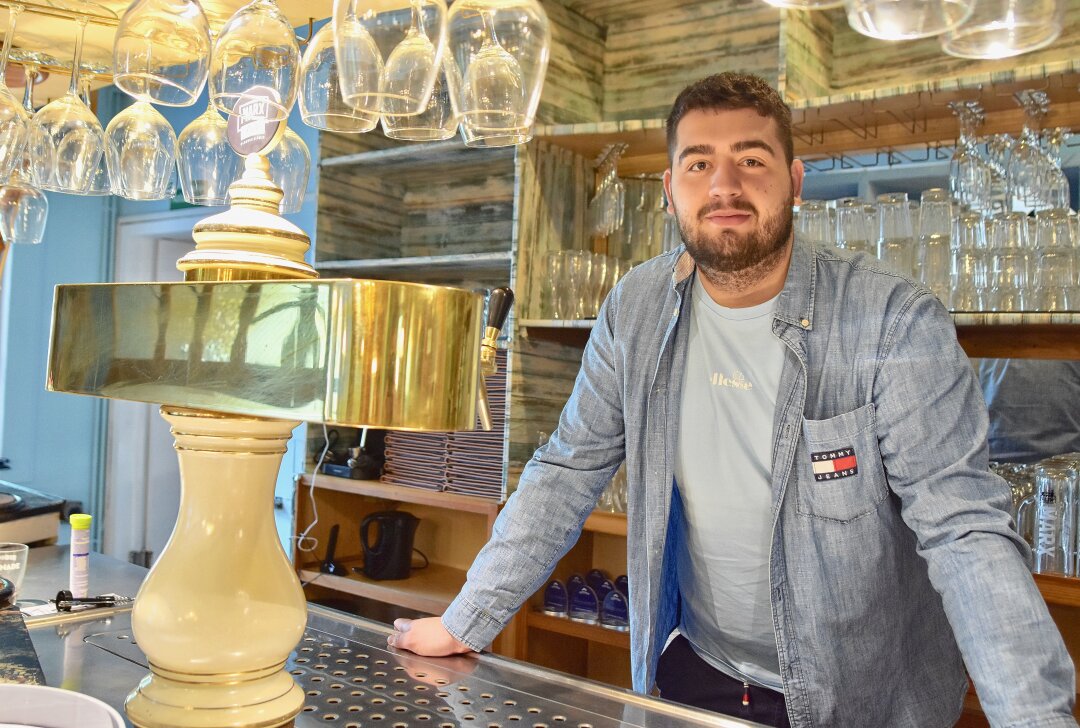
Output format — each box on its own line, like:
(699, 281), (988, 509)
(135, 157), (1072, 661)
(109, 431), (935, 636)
(1042, 127), (1071, 211)
(298, 22), (379, 133)
(876, 192), (915, 277)
(1035, 208), (1073, 249)
(563, 250), (591, 320)
(987, 249), (1028, 312)
(917, 189), (952, 300)
(105, 101), (178, 201)
(1032, 464), (1076, 575)
(1034, 247), (1077, 311)
(209, 0), (300, 121)
(587, 252), (610, 317)
(28, 8), (114, 194)
(0, 3), (29, 182)
(797, 200), (831, 248)
(266, 127), (309, 214)
(112, 0), (211, 106)
(544, 249), (565, 319)
(834, 198), (869, 254)
(177, 101), (243, 206)
(950, 249), (986, 311)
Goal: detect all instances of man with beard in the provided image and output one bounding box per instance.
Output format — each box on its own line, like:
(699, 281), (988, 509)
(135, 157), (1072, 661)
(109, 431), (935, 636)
(387, 73), (1076, 727)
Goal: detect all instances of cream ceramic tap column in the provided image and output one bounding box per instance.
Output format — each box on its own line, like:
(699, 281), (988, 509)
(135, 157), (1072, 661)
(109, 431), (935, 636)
(125, 408), (305, 728)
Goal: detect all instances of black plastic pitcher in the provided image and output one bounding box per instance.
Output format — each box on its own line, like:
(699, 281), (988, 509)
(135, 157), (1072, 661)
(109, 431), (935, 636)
(360, 510), (420, 580)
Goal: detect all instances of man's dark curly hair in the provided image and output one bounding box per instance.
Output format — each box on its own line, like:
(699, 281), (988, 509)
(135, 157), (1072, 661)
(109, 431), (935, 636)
(666, 72), (794, 165)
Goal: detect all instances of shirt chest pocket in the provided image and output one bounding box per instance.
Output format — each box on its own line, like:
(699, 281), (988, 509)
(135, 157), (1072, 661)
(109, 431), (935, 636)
(797, 403), (888, 523)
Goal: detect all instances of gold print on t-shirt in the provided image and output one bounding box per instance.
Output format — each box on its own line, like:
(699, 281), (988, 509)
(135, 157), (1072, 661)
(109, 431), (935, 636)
(709, 370), (753, 390)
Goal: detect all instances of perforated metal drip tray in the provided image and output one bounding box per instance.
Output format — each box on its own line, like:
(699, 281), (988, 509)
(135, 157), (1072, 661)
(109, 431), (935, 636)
(83, 606), (757, 728)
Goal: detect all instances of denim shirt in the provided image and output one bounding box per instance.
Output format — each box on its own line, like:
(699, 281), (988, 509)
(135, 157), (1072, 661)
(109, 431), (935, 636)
(442, 238), (1076, 728)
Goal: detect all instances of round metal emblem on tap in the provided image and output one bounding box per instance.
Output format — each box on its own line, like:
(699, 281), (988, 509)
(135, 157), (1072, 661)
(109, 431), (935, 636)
(226, 86), (286, 157)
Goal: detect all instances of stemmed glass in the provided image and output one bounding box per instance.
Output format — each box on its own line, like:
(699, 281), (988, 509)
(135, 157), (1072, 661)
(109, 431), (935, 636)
(0, 4), (28, 182)
(105, 99), (178, 200)
(332, 0), (448, 116)
(1008, 90), (1051, 212)
(210, 0), (300, 121)
(29, 7), (115, 194)
(80, 78), (113, 196)
(448, 0), (549, 147)
(0, 61), (48, 245)
(298, 22), (378, 133)
(381, 60), (459, 140)
(1041, 127), (1071, 211)
(948, 101), (991, 212)
(177, 100), (242, 206)
(112, 0), (211, 106)
(266, 127), (309, 215)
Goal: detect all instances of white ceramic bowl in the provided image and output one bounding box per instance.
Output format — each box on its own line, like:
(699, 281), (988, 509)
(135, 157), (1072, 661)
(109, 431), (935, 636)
(0, 684), (125, 728)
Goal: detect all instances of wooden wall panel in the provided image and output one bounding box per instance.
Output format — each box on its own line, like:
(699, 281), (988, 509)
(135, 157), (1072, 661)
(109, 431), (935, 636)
(601, 1), (783, 120)
(829, 1), (1080, 95)
(507, 333), (584, 494)
(538, 1), (606, 124)
(780, 8), (833, 101)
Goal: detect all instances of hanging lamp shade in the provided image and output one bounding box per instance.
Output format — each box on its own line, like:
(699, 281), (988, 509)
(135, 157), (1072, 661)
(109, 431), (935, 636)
(112, 0), (211, 106)
(941, 0), (1063, 59)
(209, 0), (300, 121)
(447, 0), (550, 148)
(763, 0), (845, 8)
(845, 0), (975, 40)
(332, 0), (448, 117)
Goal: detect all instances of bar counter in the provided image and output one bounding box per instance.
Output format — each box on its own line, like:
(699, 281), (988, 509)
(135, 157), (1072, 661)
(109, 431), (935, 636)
(16, 546), (763, 727)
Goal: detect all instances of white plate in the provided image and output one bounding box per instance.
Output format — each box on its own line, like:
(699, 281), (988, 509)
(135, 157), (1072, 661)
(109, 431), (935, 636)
(0, 684), (124, 728)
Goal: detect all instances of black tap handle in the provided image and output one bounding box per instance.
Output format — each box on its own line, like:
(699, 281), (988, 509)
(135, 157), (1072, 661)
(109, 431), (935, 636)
(486, 287), (514, 332)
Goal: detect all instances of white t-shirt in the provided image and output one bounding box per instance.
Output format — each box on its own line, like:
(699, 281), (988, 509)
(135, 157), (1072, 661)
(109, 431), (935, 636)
(674, 273), (785, 691)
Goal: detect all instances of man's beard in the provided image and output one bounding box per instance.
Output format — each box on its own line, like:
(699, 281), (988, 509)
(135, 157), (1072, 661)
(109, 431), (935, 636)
(675, 194), (794, 278)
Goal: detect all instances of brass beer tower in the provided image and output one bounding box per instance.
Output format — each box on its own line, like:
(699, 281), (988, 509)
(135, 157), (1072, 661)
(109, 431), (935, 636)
(46, 99), (511, 727)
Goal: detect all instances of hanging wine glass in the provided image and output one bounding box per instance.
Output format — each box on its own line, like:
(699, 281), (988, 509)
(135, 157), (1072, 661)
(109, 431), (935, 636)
(105, 100), (178, 201)
(845, 0), (975, 41)
(0, 4), (29, 182)
(28, 8), (114, 194)
(0, 58), (47, 244)
(266, 127), (309, 214)
(332, 0), (447, 116)
(298, 21), (378, 133)
(448, 0), (550, 147)
(79, 78), (112, 196)
(113, 0), (211, 106)
(381, 58), (459, 140)
(178, 100), (243, 206)
(209, 0), (300, 121)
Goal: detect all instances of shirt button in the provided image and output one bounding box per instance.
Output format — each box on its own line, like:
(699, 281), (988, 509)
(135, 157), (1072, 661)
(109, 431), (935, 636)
(800, 318), (810, 328)
(673, 307), (679, 317)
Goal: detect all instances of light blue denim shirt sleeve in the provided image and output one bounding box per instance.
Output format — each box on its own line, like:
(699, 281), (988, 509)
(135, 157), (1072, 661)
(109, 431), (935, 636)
(441, 291), (627, 650)
(876, 290), (1075, 727)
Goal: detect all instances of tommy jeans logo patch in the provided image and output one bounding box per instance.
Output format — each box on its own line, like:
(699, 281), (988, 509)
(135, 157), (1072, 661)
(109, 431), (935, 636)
(811, 447), (858, 481)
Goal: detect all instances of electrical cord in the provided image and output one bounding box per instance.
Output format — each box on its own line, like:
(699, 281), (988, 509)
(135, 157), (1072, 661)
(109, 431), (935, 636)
(295, 422), (332, 554)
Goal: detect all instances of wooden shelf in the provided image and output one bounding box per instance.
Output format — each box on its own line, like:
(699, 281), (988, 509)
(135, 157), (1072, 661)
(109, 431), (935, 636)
(320, 140), (514, 177)
(298, 473), (501, 517)
(525, 610), (630, 650)
(315, 252), (513, 279)
(1034, 573), (1080, 608)
(583, 511), (627, 537)
(536, 63), (1080, 173)
(521, 314), (1080, 359)
(299, 559), (466, 615)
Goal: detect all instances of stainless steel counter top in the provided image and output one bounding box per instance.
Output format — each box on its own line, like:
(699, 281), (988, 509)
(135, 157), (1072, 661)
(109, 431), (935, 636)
(18, 547), (764, 728)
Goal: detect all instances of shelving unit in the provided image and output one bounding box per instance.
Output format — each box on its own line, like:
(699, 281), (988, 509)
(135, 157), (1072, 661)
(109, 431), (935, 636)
(297, 561), (468, 616)
(298, 0), (1080, 704)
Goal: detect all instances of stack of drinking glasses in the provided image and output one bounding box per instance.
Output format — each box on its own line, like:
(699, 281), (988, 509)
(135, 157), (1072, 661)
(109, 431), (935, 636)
(995, 454), (1080, 577)
(588, 144), (627, 238)
(543, 249), (627, 319)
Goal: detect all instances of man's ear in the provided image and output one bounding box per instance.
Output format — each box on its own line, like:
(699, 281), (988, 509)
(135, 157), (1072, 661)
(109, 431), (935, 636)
(663, 168), (675, 215)
(790, 158), (805, 204)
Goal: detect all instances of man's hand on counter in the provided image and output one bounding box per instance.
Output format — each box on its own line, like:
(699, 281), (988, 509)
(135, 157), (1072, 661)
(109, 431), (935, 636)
(387, 617), (473, 656)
